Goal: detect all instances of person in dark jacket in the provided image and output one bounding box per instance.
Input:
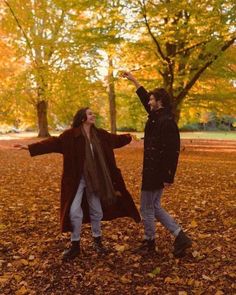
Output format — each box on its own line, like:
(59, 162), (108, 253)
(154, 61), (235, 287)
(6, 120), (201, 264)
(122, 72), (192, 257)
(14, 107), (141, 260)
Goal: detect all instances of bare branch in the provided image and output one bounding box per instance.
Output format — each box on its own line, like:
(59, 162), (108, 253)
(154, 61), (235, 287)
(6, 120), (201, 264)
(176, 37), (236, 102)
(140, 0), (175, 91)
(141, 0), (167, 62)
(173, 40), (210, 57)
(4, 0), (38, 68)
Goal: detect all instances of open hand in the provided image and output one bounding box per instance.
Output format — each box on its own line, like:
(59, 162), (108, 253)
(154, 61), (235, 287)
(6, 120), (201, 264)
(13, 144), (28, 150)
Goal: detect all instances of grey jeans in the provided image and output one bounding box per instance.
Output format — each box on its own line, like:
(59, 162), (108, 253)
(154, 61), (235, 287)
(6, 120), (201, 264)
(70, 177), (103, 241)
(141, 189), (181, 240)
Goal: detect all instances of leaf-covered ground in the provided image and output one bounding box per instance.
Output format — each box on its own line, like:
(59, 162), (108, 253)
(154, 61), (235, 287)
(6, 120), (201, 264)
(0, 138), (235, 295)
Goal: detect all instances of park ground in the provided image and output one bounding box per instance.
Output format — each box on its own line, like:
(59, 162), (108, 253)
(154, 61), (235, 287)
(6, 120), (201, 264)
(0, 135), (235, 295)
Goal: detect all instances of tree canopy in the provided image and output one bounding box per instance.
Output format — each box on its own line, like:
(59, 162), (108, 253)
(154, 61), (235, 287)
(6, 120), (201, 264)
(0, 0), (235, 135)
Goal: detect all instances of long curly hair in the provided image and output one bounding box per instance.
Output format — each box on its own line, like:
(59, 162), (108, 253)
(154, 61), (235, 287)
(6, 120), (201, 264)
(71, 107), (89, 128)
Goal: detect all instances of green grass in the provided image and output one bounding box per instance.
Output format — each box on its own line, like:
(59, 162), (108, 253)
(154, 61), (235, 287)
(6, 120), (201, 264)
(130, 131), (236, 140)
(0, 130), (235, 141)
(179, 131), (236, 140)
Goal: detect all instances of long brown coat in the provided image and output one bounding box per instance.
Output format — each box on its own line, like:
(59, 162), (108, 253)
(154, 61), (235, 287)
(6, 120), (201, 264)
(28, 127), (141, 232)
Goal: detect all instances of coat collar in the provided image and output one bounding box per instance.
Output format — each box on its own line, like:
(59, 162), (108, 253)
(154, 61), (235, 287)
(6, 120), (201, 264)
(73, 127), (83, 138)
(150, 108), (171, 117)
(72, 125), (99, 138)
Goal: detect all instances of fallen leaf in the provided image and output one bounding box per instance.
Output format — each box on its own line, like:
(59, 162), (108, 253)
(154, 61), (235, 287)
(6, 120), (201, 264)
(120, 274), (132, 284)
(16, 286), (28, 295)
(190, 220), (198, 228)
(202, 274), (213, 281)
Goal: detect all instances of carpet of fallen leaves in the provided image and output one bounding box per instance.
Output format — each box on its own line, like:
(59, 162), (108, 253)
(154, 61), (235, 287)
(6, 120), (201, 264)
(0, 138), (235, 295)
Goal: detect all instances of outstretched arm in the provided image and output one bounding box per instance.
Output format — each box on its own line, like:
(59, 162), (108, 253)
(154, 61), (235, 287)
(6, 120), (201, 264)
(14, 136), (62, 156)
(109, 133), (132, 149)
(99, 129), (132, 149)
(14, 144), (29, 150)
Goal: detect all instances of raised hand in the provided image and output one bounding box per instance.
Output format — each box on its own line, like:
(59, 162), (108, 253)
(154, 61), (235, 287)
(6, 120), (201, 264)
(121, 71), (135, 81)
(121, 71), (141, 89)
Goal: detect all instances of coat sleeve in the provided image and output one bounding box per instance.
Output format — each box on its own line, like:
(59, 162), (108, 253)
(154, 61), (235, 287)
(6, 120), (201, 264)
(136, 86), (151, 113)
(28, 136), (63, 157)
(160, 119), (180, 183)
(100, 129), (132, 149)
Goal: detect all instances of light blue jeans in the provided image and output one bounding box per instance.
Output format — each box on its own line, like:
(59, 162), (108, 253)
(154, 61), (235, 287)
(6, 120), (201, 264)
(141, 189), (181, 240)
(70, 177), (103, 241)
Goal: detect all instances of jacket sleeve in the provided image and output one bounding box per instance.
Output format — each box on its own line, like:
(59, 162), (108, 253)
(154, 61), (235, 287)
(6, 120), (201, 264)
(136, 86), (151, 113)
(28, 136), (63, 157)
(100, 129), (132, 149)
(160, 119), (180, 183)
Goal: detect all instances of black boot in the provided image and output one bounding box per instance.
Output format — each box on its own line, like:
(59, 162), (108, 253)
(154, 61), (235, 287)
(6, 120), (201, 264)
(173, 230), (192, 257)
(135, 239), (156, 254)
(93, 236), (108, 254)
(62, 241), (80, 260)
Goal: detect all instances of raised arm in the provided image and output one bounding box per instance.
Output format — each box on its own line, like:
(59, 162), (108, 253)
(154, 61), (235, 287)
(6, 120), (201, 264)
(122, 71), (150, 113)
(122, 71), (141, 89)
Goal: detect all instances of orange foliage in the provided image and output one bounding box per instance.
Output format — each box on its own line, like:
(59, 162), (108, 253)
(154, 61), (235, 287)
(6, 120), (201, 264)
(0, 139), (235, 294)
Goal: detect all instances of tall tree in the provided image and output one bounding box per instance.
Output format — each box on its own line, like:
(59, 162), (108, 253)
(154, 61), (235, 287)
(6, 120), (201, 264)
(2, 0), (90, 136)
(125, 0), (236, 122)
(179, 44), (236, 126)
(74, 0), (128, 133)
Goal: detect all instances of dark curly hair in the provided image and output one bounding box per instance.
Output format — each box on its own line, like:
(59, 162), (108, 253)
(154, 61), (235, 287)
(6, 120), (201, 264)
(72, 107), (89, 128)
(149, 88), (172, 110)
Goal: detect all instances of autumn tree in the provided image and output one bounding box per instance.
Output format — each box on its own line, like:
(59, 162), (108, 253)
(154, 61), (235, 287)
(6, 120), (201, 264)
(178, 44), (236, 127)
(73, 0), (130, 133)
(2, 0), (94, 136)
(124, 0), (236, 122)
(0, 25), (28, 127)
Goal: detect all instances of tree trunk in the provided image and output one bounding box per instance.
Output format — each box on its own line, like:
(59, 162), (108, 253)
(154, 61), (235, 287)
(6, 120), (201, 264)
(172, 104), (181, 124)
(108, 57), (116, 134)
(36, 100), (50, 137)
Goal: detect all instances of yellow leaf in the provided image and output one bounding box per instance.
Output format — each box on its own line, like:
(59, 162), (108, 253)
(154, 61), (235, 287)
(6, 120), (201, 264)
(190, 220), (198, 228)
(0, 224), (7, 231)
(20, 259), (28, 266)
(14, 274), (22, 282)
(114, 244), (127, 252)
(0, 276), (9, 283)
(151, 267), (161, 275)
(192, 250), (200, 258)
(179, 292), (188, 295)
(16, 286), (28, 295)
(198, 233), (211, 238)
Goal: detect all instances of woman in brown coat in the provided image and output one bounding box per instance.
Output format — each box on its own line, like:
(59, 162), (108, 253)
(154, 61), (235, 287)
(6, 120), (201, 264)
(15, 108), (141, 260)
